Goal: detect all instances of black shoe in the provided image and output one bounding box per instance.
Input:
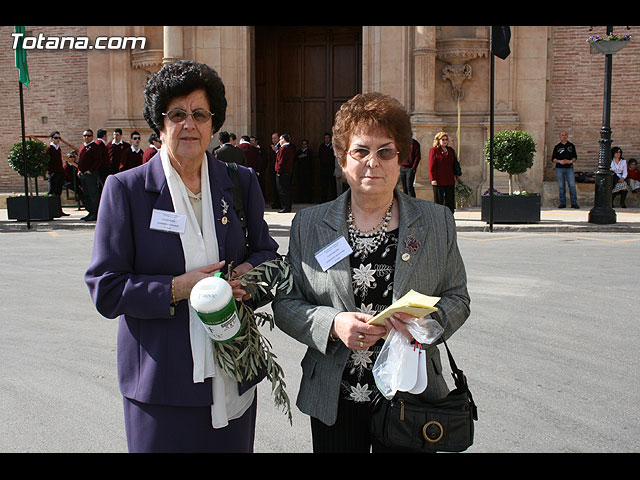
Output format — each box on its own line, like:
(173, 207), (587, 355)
(571, 204), (580, 209)
(59, 212), (70, 216)
(83, 215), (97, 221)
(278, 208), (291, 213)
(558, 204), (566, 208)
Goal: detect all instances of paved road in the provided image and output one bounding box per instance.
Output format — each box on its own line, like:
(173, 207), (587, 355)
(1, 224), (638, 452)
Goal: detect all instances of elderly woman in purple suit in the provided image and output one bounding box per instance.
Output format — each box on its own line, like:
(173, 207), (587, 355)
(85, 61), (279, 452)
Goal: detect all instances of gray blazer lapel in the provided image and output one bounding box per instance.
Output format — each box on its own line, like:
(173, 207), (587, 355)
(317, 192), (357, 312)
(393, 191), (431, 300)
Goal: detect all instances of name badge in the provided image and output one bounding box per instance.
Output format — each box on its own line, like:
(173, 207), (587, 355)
(314, 236), (353, 272)
(150, 209), (187, 234)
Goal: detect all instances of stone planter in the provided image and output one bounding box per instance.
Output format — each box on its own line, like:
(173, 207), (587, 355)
(589, 40), (629, 55)
(481, 194), (541, 224)
(6, 195), (61, 221)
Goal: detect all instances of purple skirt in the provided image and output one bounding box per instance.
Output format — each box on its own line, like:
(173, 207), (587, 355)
(123, 395), (257, 453)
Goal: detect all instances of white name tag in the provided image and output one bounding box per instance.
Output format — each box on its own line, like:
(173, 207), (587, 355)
(314, 236), (353, 271)
(150, 209), (187, 234)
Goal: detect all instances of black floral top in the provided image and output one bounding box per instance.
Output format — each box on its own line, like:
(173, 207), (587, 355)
(340, 228), (399, 405)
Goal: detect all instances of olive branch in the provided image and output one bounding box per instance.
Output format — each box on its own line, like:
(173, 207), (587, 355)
(213, 258), (294, 424)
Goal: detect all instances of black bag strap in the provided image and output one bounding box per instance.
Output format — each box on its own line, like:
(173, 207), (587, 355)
(442, 339), (478, 420)
(225, 162), (249, 251)
(430, 311), (477, 419)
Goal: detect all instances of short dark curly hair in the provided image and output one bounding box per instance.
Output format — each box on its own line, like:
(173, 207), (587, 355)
(332, 92), (412, 167)
(143, 60), (227, 136)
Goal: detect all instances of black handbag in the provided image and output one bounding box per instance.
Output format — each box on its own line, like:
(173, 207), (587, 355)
(370, 340), (478, 453)
(453, 157), (462, 177)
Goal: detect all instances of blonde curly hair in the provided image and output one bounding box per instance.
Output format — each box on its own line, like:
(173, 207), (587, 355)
(433, 131), (449, 148)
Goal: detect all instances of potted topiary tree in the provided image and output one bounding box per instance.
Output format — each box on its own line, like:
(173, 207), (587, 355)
(481, 129), (540, 223)
(6, 138), (61, 221)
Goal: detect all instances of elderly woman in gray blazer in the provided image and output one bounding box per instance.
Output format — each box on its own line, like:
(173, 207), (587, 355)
(273, 92), (470, 453)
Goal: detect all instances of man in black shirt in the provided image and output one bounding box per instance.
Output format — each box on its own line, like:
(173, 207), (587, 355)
(552, 130), (579, 208)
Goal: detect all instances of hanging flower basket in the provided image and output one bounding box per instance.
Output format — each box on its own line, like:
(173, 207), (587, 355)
(587, 34), (631, 55)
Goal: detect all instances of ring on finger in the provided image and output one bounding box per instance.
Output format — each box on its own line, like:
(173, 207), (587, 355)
(359, 340), (364, 348)
(358, 333), (365, 340)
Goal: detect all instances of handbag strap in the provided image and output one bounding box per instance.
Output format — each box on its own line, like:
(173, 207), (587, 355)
(224, 162), (249, 251)
(442, 340), (465, 390)
(442, 339), (478, 420)
(428, 311), (477, 418)
(428, 311), (467, 389)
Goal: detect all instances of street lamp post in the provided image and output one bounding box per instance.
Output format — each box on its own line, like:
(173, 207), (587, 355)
(588, 25), (617, 224)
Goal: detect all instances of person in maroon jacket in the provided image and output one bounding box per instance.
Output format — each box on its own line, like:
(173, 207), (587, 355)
(95, 128), (111, 187)
(295, 139), (313, 203)
(106, 128), (130, 175)
(275, 133), (295, 212)
(63, 150), (87, 209)
(142, 134), (162, 164)
(399, 138), (421, 197)
(268, 132), (281, 209)
(428, 131), (457, 213)
(77, 129), (103, 221)
(318, 132), (336, 202)
(237, 135), (263, 187)
(46, 131), (68, 216)
(119, 131), (144, 171)
(250, 135), (267, 194)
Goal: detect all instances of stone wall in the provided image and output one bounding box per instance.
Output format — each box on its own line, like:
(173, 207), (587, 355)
(2, 25), (639, 205)
(0, 26), (89, 193)
(547, 27), (640, 179)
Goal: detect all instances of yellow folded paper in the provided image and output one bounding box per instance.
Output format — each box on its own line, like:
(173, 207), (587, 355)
(367, 290), (440, 326)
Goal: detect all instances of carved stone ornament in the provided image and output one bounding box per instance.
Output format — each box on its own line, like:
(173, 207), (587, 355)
(436, 38), (489, 64)
(442, 63), (472, 100)
(436, 37), (488, 100)
(131, 49), (164, 74)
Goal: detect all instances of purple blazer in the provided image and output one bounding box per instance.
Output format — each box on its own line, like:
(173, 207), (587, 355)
(85, 151), (279, 407)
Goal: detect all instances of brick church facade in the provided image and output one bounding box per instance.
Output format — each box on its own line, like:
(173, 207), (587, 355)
(1, 26), (638, 207)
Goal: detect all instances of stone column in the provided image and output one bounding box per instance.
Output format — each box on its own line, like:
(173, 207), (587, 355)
(163, 26), (183, 64)
(411, 26), (443, 200)
(412, 26), (439, 120)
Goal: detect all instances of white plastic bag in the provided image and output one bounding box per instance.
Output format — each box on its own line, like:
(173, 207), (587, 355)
(372, 316), (444, 400)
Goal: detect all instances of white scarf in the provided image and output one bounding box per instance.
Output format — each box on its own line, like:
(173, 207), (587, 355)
(160, 146), (254, 428)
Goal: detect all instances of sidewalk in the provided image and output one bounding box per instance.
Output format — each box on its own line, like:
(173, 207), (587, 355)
(1, 205), (640, 233)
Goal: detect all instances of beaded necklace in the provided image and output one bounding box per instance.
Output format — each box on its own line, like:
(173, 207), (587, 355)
(347, 197), (394, 258)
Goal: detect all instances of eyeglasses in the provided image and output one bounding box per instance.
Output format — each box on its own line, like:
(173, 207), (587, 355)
(162, 108), (214, 124)
(132, 136), (140, 140)
(52, 136), (61, 140)
(82, 134), (92, 137)
(347, 147), (399, 162)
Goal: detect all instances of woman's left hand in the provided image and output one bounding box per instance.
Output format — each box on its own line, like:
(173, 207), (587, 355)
(228, 279), (250, 301)
(229, 262), (253, 301)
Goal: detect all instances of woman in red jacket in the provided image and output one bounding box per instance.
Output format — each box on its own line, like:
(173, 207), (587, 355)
(428, 131), (457, 213)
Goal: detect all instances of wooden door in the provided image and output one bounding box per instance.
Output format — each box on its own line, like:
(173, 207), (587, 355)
(255, 26), (361, 203)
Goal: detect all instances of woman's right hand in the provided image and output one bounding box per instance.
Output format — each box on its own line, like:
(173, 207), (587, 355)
(173, 260), (226, 302)
(331, 312), (387, 350)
